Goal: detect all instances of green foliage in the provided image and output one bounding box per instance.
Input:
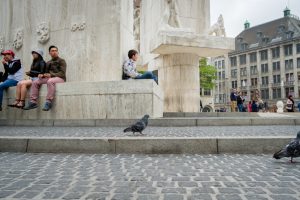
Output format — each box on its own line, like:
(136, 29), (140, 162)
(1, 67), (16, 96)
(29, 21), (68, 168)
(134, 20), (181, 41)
(199, 58), (217, 90)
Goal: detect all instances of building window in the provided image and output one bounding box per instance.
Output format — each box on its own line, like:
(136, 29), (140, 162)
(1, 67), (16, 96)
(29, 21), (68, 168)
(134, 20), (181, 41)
(251, 78), (258, 86)
(230, 57), (237, 67)
(250, 65), (258, 75)
(232, 81), (237, 89)
(222, 71), (225, 79)
(261, 63), (268, 73)
(272, 61), (280, 71)
(260, 50), (268, 61)
(272, 47), (280, 58)
(240, 67), (247, 76)
(239, 54), (246, 65)
(273, 74), (281, 83)
(222, 60), (225, 69)
(261, 76), (269, 85)
(285, 87), (294, 98)
(214, 61), (217, 67)
(241, 79), (247, 87)
(249, 52), (257, 63)
(284, 44), (293, 56)
(285, 59), (293, 70)
(285, 73), (294, 82)
(297, 58), (300, 68)
(261, 89), (269, 100)
(273, 88), (281, 99)
(297, 43), (300, 54)
(231, 69), (237, 78)
(204, 89), (211, 96)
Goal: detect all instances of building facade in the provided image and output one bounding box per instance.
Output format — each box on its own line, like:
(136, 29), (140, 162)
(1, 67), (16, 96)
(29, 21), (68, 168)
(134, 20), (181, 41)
(218, 8), (300, 109)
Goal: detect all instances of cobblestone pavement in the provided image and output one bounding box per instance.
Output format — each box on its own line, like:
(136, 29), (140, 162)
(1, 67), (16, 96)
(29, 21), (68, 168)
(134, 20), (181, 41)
(0, 153), (299, 200)
(0, 126), (299, 138)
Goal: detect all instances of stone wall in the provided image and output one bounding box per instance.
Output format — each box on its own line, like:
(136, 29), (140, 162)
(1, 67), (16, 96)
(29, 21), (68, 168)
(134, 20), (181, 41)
(1, 80), (163, 119)
(0, 0), (134, 82)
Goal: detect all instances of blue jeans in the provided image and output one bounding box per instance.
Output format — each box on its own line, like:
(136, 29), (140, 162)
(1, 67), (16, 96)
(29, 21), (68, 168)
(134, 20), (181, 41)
(136, 71), (158, 83)
(0, 79), (18, 106)
(237, 104), (244, 112)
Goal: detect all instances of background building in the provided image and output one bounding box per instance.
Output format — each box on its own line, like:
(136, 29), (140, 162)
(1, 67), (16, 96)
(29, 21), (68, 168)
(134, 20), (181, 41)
(218, 7), (300, 109)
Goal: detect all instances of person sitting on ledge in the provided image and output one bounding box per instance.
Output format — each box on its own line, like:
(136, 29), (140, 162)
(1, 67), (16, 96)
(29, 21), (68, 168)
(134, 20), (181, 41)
(8, 49), (46, 109)
(123, 49), (158, 84)
(24, 45), (66, 111)
(0, 50), (23, 111)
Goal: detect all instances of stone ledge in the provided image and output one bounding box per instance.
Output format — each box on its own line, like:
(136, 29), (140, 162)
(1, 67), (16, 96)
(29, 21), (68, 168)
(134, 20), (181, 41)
(0, 136), (293, 154)
(1, 80), (163, 119)
(1, 117), (299, 127)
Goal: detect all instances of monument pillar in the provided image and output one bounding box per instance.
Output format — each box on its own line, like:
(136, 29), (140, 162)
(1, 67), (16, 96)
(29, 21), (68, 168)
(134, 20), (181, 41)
(141, 0), (235, 112)
(158, 53), (200, 112)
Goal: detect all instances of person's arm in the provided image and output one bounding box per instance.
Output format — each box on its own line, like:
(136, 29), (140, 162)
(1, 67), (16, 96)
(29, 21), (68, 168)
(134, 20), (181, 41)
(39, 61), (46, 74)
(5, 61), (21, 74)
(49, 59), (66, 79)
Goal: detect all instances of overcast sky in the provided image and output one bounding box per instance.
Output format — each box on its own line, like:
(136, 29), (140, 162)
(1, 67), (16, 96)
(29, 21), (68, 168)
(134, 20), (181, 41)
(210, 0), (300, 37)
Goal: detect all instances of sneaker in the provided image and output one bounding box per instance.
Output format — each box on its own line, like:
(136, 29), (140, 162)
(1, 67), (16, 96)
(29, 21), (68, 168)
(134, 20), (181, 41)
(23, 102), (38, 110)
(42, 102), (52, 111)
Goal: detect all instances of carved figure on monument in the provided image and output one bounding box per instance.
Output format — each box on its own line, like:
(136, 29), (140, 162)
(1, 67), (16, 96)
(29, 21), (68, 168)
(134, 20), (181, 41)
(71, 22), (86, 32)
(0, 36), (4, 52)
(209, 14), (226, 37)
(134, 8), (141, 51)
(12, 29), (24, 49)
(162, 0), (181, 28)
(36, 22), (50, 44)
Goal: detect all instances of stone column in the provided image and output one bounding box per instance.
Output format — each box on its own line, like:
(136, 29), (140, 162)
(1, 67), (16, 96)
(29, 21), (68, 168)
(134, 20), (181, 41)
(158, 53), (200, 112)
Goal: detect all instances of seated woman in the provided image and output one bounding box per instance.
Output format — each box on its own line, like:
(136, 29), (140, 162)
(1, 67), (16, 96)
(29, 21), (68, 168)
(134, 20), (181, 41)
(8, 49), (46, 108)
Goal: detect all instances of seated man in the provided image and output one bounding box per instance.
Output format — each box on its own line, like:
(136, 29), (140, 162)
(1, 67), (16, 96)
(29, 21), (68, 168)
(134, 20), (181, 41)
(123, 50), (158, 84)
(24, 45), (66, 111)
(0, 50), (23, 111)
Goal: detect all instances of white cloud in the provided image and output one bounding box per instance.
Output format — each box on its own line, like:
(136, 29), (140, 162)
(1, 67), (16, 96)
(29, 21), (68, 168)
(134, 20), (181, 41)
(210, 0), (300, 37)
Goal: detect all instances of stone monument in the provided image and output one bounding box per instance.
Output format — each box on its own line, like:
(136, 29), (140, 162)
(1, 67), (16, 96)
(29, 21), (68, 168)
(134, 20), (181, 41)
(140, 0), (234, 112)
(1, 0), (234, 119)
(0, 0), (163, 119)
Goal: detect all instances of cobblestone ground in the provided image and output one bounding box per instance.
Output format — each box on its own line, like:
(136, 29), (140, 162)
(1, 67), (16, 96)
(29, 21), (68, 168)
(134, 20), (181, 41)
(0, 126), (299, 138)
(0, 153), (299, 200)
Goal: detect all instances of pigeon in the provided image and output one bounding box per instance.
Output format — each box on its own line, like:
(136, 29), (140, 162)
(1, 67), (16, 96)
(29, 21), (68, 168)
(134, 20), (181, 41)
(273, 131), (300, 163)
(123, 114), (150, 135)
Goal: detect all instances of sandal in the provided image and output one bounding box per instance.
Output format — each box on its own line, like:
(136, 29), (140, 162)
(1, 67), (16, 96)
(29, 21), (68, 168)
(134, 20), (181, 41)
(16, 100), (25, 109)
(7, 99), (20, 107)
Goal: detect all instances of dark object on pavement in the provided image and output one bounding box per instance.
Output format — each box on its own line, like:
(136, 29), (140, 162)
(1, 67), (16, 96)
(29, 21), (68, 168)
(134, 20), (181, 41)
(273, 131), (300, 163)
(123, 114), (149, 135)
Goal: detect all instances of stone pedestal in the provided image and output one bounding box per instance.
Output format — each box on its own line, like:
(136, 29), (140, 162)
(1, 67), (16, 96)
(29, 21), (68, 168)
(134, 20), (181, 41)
(151, 30), (234, 112)
(158, 53), (200, 112)
(1, 80), (163, 119)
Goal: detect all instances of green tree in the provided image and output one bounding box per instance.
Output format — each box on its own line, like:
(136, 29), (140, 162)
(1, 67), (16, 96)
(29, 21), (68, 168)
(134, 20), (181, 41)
(199, 58), (217, 90)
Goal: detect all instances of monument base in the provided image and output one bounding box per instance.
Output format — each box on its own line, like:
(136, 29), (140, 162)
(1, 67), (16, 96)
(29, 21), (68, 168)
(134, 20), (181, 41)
(1, 80), (163, 119)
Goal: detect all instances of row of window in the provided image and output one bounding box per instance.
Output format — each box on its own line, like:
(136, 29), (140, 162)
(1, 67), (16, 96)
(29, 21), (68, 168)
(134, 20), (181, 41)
(230, 43), (300, 67)
(260, 87), (294, 100)
(229, 58), (300, 79)
(232, 73), (298, 88)
(214, 60), (225, 69)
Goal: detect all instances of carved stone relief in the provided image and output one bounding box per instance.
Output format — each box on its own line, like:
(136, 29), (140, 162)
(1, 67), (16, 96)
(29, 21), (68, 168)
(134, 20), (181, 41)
(37, 22), (50, 44)
(12, 29), (24, 49)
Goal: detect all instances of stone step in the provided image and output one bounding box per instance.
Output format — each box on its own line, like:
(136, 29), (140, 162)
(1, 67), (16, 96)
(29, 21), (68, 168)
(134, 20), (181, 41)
(1, 116), (299, 127)
(0, 136), (293, 154)
(163, 112), (300, 117)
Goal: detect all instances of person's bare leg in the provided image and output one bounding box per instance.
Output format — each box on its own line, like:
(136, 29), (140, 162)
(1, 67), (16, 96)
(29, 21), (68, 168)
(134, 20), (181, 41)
(16, 80), (32, 108)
